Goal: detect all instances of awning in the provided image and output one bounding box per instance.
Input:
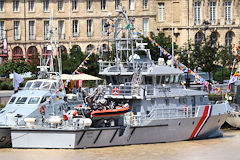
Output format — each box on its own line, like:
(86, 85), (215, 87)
(60, 73), (101, 81)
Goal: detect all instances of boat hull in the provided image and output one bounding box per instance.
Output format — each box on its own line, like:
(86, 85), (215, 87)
(11, 114), (227, 149)
(226, 111), (240, 128)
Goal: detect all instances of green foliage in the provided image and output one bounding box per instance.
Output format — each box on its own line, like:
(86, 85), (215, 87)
(61, 45), (99, 76)
(0, 60), (31, 75)
(0, 79), (13, 90)
(142, 32), (180, 62)
(213, 68), (231, 82)
(0, 104), (5, 110)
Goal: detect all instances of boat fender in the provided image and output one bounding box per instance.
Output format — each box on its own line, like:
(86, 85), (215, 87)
(184, 105), (188, 115)
(72, 110), (78, 117)
(40, 105), (45, 114)
(112, 87), (120, 96)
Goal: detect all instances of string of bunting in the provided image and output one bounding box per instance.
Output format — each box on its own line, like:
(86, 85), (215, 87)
(226, 46), (240, 99)
(137, 32), (224, 95)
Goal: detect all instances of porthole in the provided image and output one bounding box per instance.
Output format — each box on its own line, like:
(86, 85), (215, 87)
(218, 119), (220, 123)
(192, 121), (195, 125)
(178, 121), (181, 126)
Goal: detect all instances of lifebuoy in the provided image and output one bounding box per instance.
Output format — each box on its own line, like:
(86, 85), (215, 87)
(112, 87), (120, 96)
(40, 105), (45, 114)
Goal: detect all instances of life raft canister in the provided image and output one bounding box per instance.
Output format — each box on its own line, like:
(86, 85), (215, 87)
(39, 105), (45, 114)
(112, 87), (120, 96)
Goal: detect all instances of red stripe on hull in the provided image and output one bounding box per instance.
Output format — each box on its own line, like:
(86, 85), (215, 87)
(189, 105), (210, 139)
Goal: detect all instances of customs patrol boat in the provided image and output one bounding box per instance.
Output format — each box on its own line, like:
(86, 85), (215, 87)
(11, 7), (231, 149)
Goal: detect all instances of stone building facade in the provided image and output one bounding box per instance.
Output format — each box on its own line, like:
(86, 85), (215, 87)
(0, 0), (239, 62)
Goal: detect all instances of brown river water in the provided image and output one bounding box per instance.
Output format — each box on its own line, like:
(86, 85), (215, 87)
(0, 129), (239, 160)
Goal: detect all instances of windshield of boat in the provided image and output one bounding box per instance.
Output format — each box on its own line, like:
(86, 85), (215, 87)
(15, 97), (28, 104)
(40, 82), (51, 89)
(28, 97), (40, 104)
(9, 97), (16, 104)
(32, 81), (43, 89)
(24, 82), (33, 89)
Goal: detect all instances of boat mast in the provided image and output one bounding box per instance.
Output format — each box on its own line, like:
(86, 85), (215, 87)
(49, 9), (54, 72)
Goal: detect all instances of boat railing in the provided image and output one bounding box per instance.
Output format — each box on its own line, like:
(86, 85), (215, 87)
(129, 105), (202, 126)
(103, 84), (163, 98)
(99, 61), (151, 73)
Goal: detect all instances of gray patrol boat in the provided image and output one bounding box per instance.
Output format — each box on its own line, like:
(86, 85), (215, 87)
(11, 8), (231, 149)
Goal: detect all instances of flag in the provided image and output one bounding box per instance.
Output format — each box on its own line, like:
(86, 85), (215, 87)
(13, 72), (24, 90)
(3, 38), (7, 53)
(125, 24), (130, 29)
(80, 65), (88, 69)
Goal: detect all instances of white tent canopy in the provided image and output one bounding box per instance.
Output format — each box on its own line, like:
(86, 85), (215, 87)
(60, 73), (101, 81)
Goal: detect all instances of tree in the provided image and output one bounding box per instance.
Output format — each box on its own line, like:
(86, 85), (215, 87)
(0, 60), (31, 76)
(142, 32), (180, 62)
(61, 45), (99, 76)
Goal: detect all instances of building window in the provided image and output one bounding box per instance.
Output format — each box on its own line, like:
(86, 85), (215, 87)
(225, 31), (232, 47)
(58, 21), (64, 39)
(101, 0), (106, 10)
(28, 0), (34, 12)
(194, 2), (201, 25)
(0, 1), (4, 12)
(225, 1), (231, 24)
(0, 21), (4, 39)
(158, 3), (164, 21)
(73, 20), (78, 37)
(143, 0), (148, 9)
(210, 32), (217, 47)
(87, 0), (91, 10)
(13, 1), (19, 12)
(44, 21), (49, 40)
(14, 21), (20, 40)
(143, 18), (148, 34)
(58, 0), (63, 11)
(29, 21), (35, 40)
(115, 0), (120, 10)
(129, 0), (134, 10)
(72, 0), (77, 11)
(87, 19), (92, 37)
(86, 44), (94, 52)
(43, 0), (49, 12)
(195, 32), (202, 44)
(102, 19), (107, 36)
(210, 1), (216, 24)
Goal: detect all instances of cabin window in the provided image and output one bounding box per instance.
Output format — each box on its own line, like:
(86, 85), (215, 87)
(165, 75), (170, 84)
(112, 76), (118, 84)
(51, 82), (57, 89)
(16, 97), (28, 104)
(200, 96), (203, 102)
(165, 99), (169, 106)
(156, 76), (161, 84)
(32, 81), (43, 89)
(170, 75), (175, 84)
(179, 97), (187, 104)
(161, 75), (165, 84)
(9, 97), (16, 104)
(175, 75), (179, 83)
(25, 82), (33, 89)
(106, 76), (111, 84)
(41, 82), (51, 89)
(28, 97), (40, 104)
(145, 76), (153, 84)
